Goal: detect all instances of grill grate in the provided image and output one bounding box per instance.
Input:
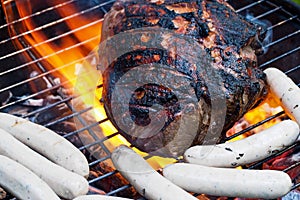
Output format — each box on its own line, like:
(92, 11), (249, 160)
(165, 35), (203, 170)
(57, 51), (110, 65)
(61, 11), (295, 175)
(0, 0), (299, 199)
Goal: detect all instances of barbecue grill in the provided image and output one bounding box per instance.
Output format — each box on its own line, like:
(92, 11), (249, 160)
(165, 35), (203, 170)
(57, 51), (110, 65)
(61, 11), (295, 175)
(0, 0), (299, 199)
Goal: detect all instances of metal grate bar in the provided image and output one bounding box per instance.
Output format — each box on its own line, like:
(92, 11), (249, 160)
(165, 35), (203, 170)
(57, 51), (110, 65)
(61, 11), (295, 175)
(0, 20), (296, 99)
(78, 132), (119, 152)
(0, 12), (294, 77)
(2, 0), (14, 4)
(88, 170), (117, 184)
(265, 29), (300, 48)
(0, 18), (103, 62)
(77, 131), (118, 154)
(236, 0), (266, 13)
(63, 107), (112, 158)
(0, 0), (76, 30)
(283, 162), (300, 173)
(22, 96), (74, 118)
(285, 64), (300, 75)
(0, 80), (70, 110)
(0, 35), (98, 77)
(0, 0), (292, 74)
(43, 106), (93, 127)
(0, 0), (299, 198)
(0, 0), (114, 45)
(292, 183), (300, 191)
(105, 185), (132, 196)
(0, 2), (296, 100)
(248, 142), (299, 169)
(224, 111), (285, 141)
(0, 53), (94, 95)
(269, 15), (298, 30)
(3, 33), (113, 160)
(249, 6), (282, 21)
(100, 6), (109, 14)
(88, 155), (111, 167)
(0, 64), (74, 93)
(63, 118), (109, 138)
(260, 46), (300, 68)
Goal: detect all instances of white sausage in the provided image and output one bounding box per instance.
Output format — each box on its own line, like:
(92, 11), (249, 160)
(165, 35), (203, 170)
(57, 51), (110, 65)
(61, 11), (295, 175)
(0, 129), (89, 199)
(184, 120), (299, 167)
(0, 155), (60, 200)
(264, 67), (300, 125)
(111, 145), (198, 200)
(0, 112), (89, 177)
(74, 195), (133, 200)
(163, 163), (293, 199)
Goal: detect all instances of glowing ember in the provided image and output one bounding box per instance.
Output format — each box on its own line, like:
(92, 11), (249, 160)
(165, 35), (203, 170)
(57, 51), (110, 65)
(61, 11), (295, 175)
(226, 93), (284, 141)
(3, 0), (176, 168)
(2, 0), (284, 168)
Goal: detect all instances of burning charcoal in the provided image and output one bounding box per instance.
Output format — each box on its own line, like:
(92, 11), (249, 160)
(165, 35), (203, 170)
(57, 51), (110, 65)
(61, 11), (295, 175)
(89, 161), (139, 199)
(33, 103), (70, 124)
(64, 131), (85, 148)
(88, 185), (106, 195)
(263, 145), (300, 180)
(66, 131), (109, 162)
(50, 120), (78, 137)
(22, 98), (44, 107)
(86, 144), (109, 162)
(29, 71), (53, 98)
(57, 120), (107, 159)
(24, 94), (70, 124)
(3, 104), (34, 117)
(11, 94), (65, 110)
(45, 94), (64, 104)
(194, 194), (210, 200)
(226, 118), (251, 138)
(51, 116), (139, 198)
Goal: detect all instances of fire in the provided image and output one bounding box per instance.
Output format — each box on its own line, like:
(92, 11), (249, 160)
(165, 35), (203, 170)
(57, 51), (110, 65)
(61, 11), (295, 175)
(2, 0), (283, 169)
(227, 93), (284, 141)
(3, 0), (175, 168)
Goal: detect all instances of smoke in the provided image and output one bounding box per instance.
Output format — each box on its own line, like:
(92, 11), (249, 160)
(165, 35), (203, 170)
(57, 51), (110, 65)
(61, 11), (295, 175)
(246, 12), (273, 54)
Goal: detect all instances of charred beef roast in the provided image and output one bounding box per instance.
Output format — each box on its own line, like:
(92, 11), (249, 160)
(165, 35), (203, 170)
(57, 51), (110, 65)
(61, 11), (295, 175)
(100, 0), (268, 157)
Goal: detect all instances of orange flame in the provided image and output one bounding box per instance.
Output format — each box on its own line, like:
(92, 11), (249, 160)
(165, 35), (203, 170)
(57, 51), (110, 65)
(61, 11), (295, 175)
(226, 93), (284, 141)
(2, 0), (283, 168)
(3, 0), (175, 168)
(3, 0), (102, 86)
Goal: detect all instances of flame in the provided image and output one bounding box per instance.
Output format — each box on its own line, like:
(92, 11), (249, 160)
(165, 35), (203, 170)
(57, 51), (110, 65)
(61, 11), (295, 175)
(3, 0), (176, 168)
(2, 0), (284, 169)
(3, 0), (102, 87)
(227, 93), (284, 141)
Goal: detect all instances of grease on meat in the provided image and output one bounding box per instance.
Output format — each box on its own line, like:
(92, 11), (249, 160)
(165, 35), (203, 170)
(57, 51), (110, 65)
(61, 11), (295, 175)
(101, 0), (268, 157)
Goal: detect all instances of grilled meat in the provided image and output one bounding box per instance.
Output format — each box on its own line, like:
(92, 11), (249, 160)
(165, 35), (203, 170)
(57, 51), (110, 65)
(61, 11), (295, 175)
(100, 0), (268, 157)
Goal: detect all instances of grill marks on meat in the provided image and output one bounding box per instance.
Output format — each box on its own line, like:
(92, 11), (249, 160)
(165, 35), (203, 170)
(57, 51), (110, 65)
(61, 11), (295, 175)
(101, 0), (268, 157)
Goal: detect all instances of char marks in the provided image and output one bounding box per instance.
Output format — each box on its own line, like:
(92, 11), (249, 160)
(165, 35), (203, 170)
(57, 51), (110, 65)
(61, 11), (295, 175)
(101, 0), (268, 157)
